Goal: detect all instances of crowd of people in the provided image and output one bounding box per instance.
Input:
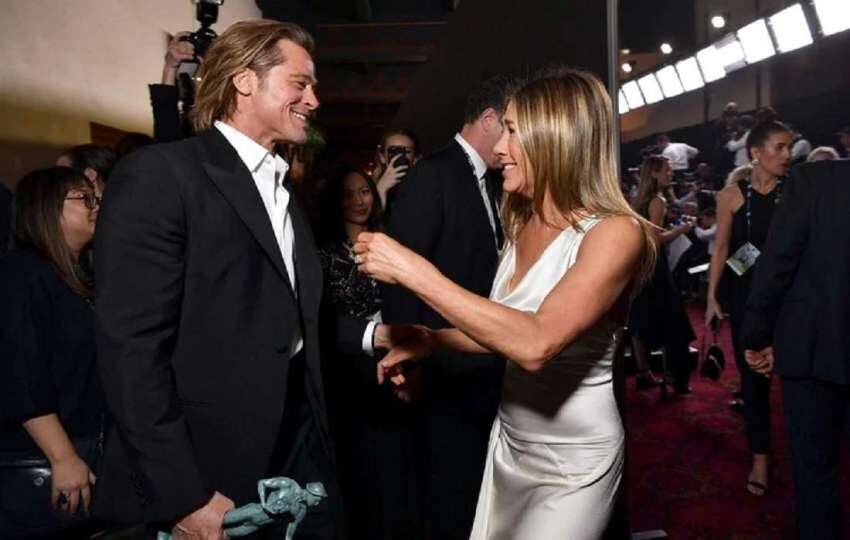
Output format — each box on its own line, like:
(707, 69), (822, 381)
(1, 17), (848, 540)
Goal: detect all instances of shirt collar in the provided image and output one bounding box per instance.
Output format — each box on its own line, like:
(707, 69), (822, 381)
(454, 133), (487, 180)
(215, 120), (290, 178)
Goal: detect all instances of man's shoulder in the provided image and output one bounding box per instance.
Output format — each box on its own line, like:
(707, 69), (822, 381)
(419, 141), (466, 170)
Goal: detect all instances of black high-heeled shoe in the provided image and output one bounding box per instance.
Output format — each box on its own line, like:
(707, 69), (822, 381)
(635, 371), (663, 389)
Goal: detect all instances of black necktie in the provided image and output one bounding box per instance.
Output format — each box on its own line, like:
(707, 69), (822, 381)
(486, 174), (504, 250)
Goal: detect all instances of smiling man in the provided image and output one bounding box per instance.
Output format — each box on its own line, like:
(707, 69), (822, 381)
(93, 20), (385, 539)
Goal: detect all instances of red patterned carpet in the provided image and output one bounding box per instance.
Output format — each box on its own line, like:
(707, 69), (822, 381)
(624, 307), (850, 539)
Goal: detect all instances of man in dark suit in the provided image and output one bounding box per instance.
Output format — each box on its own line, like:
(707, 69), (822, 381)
(381, 76), (510, 539)
(742, 159), (850, 539)
(94, 20), (396, 539)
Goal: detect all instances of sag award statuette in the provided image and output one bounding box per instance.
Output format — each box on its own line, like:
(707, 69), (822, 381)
(158, 477), (327, 540)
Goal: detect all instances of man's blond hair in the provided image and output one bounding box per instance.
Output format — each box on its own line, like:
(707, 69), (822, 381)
(192, 19), (314, 132)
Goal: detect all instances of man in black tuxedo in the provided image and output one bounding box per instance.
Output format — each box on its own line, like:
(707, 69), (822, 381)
(94, 20), (396, 539)
(742, 159), (850, 539)
(381, 76), (510, 539)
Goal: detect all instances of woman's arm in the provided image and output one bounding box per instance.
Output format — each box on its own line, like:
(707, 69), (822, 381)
(648, 197), (692, 244)
(360, 216), (643, 372)
(23, 414), (95, 514)
(705, 186), (738, 324)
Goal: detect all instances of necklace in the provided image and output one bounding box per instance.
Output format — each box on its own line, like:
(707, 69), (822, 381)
(745, 177), (783, 241)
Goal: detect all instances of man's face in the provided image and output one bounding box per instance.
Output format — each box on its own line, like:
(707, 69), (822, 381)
(248, 40), (319, 145)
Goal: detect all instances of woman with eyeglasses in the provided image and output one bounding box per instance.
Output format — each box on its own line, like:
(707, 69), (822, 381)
(0, 167), (105, 538)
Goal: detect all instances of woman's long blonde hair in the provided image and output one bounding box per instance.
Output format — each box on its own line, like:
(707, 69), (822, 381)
(501, 67), (656, 286)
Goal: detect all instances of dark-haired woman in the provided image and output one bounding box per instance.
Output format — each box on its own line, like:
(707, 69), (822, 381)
(706, 121), (793, 496)
(629, 155), (697, 394)
(318, 168), (422, 539)
(0, 167), (105, 537)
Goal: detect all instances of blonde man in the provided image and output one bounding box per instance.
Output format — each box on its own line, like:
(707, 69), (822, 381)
(94, 20), (397, 539)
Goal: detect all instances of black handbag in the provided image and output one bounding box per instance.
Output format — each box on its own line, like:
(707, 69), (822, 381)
(699, 319), (726, 381)
(0, 435), (102, 537)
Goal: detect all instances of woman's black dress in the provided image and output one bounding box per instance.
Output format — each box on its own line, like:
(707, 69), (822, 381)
(628, 195), (697, 389)
(728, 179), (782, 454)
(0, 252), (105, 537)
(319, 241), (422, 539)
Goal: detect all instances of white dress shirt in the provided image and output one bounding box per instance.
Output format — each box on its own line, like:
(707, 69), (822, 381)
(455, 133), (499, 247)
(662, 142), (699, 171)
(216, 121), (301, 356)
(215, 121), (376, 357)
(726, 131), (750, 167)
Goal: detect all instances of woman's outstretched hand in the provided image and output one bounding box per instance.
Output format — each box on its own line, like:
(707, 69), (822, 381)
(377, 325), (435, 386)
(354, 232), (429, 286)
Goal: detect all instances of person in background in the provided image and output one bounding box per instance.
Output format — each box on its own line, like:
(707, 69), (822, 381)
(0, 167), (105, 538)
(727, 115), (755, 168)
(706, 120), (793, 497)
(788, 124), (811, 166)
(318, 167), (422, 539)
(807, 146), (840, 162)
(742, 159), (850, 540)
(56, 144), (117, 196)
(628, 155), (696, 393)
(658, 134), (699, 178)
(150, 32), (197, 142)
(695, 208), (717, 256)
(372, 128), (419, 213)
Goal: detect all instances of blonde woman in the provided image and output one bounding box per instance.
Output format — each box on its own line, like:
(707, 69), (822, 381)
(355, 68), (655, 539)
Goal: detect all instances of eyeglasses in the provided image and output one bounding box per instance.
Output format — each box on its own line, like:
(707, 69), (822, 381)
(65, 193), (101, 210)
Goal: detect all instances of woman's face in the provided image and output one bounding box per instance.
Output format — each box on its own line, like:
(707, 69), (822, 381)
(60, 184), (99, 250)
(752, 131), (793, 178)
(653, 160), (672, 188)
(341, 172), (374, 226)
(494, 100), (532, 197)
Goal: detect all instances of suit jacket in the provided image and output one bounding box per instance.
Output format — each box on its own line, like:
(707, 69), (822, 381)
(741, 159), (850, 384)
(92, 128), (366, 525)
(382, 139), (503, 380)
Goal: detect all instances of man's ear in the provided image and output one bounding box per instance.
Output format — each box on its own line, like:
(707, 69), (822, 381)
(232, 68), (256, 96)
(480, 107), (501, 133)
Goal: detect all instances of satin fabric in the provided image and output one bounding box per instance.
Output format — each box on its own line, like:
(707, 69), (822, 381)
(470, 217), (624, 540)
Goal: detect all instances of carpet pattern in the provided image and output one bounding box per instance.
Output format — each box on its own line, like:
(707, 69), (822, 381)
(624, 307), (850, 539)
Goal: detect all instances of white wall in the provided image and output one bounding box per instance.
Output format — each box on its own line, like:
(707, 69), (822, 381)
(0, 0), (262, 187)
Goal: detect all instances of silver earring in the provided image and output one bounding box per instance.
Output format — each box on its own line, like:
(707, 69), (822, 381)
(751, 158), (760, 167)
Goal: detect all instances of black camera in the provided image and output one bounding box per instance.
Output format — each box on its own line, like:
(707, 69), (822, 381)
(180, 0), (224, 59)
(386, 145), (410, 171)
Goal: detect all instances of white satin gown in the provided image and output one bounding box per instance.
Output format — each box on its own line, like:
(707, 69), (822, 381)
(470, 217), (624, 540)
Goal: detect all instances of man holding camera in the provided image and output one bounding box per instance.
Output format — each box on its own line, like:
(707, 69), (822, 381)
(380, 76), (510, 539)
(94, 19), (399, 540)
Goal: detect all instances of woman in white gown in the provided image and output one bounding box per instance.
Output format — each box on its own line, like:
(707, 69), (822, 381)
(355, 68), (656, 539)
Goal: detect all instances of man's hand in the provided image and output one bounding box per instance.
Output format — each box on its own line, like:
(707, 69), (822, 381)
(172, 491), (234, 540)
(745, 347), (775, 378)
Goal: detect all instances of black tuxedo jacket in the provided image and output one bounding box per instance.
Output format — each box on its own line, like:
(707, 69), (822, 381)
(92, 129), (366, 525)
(382, 139), (502, 375)
(742, 159), (850, 384)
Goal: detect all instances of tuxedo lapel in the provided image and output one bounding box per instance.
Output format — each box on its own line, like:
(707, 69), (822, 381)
(199, 130), (295, 293)
(449, 141), (499, 248)
(288, 193), (321, 323)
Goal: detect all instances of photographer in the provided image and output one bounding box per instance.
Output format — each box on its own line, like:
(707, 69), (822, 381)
(148, 32), (196, 143)
(372, 128), (419, 213)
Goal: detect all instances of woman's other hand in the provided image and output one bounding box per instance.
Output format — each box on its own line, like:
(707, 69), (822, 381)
(377, 326), (435, 385)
